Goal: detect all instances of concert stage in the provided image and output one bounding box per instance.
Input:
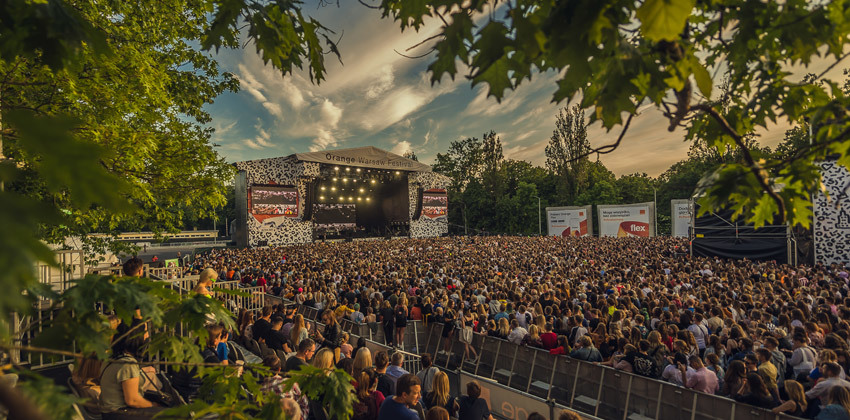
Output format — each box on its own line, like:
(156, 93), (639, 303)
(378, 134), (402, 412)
(232, 146), (450, 247)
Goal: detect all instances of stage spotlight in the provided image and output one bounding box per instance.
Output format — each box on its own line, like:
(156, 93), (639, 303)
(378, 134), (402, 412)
(356, 168), (361, 172)
(366, 197), (371, 201)
(332, 177), (337, 181)
(334, 166), (339, 171)
(331, 187), (336, 191)
(343, 178), (348, 182)
(359, 188), (364, 193)
(319, 195), (325, 200)
(339, 196), (343, 201)
(353, 179), (357, 183)
(321, 186), (326, 191)
(349, 196), (354, 201)
(345, 167), (350, 172)
(371, 179), (376, 184)
(395, 171), (400, 175)
(357, 197), (362, 201)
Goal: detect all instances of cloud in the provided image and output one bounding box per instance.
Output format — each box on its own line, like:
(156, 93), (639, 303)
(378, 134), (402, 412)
(310, 129), (339, 152)
(365, 65), (395, 99)
(391, 140), (412, 156)
(262, 102), (284, 118)
(243, 139), (263, 150)
(320, 99), (343, 128)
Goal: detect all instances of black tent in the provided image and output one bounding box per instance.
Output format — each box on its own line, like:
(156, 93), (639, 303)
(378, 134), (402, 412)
(690, 206), (794, 264)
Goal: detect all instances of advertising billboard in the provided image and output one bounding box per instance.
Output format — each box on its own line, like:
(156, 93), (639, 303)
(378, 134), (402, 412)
(597, 202), (655, 237)
(671, 199), (691, 237)
(546, 206), (592, 237)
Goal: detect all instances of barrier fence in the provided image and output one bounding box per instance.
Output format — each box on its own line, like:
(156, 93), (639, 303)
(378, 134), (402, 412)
(286, 302), (803, 420)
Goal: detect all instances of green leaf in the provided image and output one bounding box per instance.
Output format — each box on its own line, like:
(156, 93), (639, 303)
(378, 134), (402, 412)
(636, 0), (695, 42)
(689, 56), (713, 98)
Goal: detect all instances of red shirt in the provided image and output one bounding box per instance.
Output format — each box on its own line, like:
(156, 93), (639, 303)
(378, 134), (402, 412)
(541, 332), (558, 350)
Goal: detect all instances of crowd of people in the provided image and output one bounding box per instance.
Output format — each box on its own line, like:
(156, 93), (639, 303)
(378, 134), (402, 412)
(73, 235), (850, 419)
(189, 235), (850, 419)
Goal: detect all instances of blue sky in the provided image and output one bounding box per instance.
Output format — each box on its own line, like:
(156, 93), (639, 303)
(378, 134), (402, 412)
(204, 2), (835, 176)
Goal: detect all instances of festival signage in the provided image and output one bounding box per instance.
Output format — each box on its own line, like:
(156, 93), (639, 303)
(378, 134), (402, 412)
(546, 206), (592, 237)
(671, 199), (691, 237)
(597, 202), (655, 237)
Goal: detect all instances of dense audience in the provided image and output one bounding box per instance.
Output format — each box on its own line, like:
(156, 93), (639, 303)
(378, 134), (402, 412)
(75, 236), (850, 419)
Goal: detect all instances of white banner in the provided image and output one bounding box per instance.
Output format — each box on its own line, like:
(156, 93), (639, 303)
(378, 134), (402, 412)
(597, 202), (655, 237)
(546, 206), (592, 237)
(671, 199), (691, 237)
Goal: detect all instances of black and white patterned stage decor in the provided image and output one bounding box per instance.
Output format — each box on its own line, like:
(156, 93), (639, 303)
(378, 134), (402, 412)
(815, 161), (850, 265)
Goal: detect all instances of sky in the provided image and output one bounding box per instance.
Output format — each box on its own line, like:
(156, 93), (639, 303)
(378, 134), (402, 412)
(205, 2), (844, 177)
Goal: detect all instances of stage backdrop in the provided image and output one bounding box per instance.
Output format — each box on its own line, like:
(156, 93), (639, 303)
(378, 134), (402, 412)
(546, 206), (592, 237)
(815, 161), (850, 265)
(671, 199), (691, 237)
(597, 202), (656, 237)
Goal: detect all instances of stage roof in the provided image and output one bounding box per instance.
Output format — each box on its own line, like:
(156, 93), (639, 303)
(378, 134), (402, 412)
(293, 146), (432, 172)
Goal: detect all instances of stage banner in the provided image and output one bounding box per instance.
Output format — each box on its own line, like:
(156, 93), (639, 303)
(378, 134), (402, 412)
(815, 161), (850, 265)
(671, 199), (691, 237)
(546, 205), (592, 237)
(597, 202), (655, 237)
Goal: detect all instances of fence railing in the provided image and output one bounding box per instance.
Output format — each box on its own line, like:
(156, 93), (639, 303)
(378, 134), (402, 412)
(283, 300), (802, 420)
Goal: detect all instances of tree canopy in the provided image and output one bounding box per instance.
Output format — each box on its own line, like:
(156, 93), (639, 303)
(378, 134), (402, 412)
(375, 0), (850, 228)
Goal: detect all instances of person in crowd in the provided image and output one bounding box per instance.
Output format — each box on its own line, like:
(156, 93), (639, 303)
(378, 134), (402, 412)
(353, 347), (374, 378)
(507, 319), (527, 345)
(252, 306), (273, 343)
(457, 380), (494, 420)
(100, 333), (163, 419)
(527, 413), (547, 420)
(395, 300), (409, 350)
(312, 348), (335, 370)
(426, 407), (450, 420)
(722, 360), (748, 397)
(290, 314), (309, 349)
(733, 372), (777, 409)
(375, 351), (394, 397)
(540, 323), (558, 350)
(816, 385), (850, 420)
(522, 324), (544, 348)
(559, 409), (582, 420)
(377, 374), (421, 420)
(192, 268), (217, 297)
(772, 380), (808, 417)
(679, 354), (718, 394)
(662, 352), (692, 387)
(807, 362), (850, 404)
(386, 352), (410, 391)
(352, 367), (385, 420)
(791, 333), (818, 379)
(550, 335), (571, 356)
(319, 309), (342, 349)
(416, 353), (440, 394)
(570, 336), (602, 363)
(380, 301), (396, 348)
(754, 348), (778, 400)
(237, 309), (254, 342)
(265, 317), (292, 354)
(285, 339), (315, 373)
(423, 371), (458, 417)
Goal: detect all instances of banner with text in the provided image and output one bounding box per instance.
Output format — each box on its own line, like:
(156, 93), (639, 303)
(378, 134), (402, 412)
(671, 199), (691, 237)
(546, 205), (593, 237)
(597, 202), (655, 237)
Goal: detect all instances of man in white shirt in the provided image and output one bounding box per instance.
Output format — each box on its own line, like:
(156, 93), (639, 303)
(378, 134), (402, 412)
(806, 363), (850, 404)
(507, 319), (527, 345)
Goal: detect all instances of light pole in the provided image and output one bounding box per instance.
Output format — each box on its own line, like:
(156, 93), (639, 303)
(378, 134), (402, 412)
(532, 195), (541, 236)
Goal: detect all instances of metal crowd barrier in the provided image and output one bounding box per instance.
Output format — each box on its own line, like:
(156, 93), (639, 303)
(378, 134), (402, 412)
(281, 303), (803, 420)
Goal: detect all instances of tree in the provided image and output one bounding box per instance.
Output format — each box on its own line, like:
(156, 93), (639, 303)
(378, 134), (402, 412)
(1, 0), (346, 417)
(402, 150), (419, 161)
(616, 173), (656, 205)
(377, 0), (850, 228)
(545, 105), (590, 204)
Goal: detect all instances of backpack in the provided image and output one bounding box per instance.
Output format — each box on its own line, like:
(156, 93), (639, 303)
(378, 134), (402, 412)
(633, 354), (659, 378)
